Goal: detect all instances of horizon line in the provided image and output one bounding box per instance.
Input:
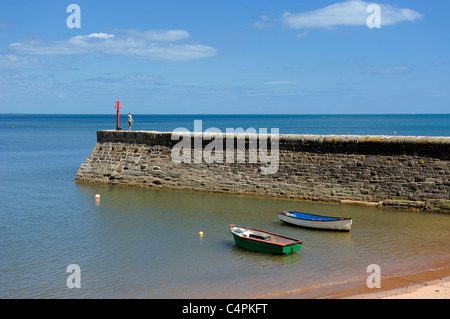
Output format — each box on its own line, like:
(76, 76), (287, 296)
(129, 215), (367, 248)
(1, 113), (450, 116)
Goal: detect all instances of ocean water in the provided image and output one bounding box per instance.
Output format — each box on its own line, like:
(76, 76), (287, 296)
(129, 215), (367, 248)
(0, 114), (449, 299)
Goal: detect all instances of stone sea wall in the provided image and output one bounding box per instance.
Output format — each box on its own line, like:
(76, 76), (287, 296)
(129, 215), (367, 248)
(75, 130), (450, 213)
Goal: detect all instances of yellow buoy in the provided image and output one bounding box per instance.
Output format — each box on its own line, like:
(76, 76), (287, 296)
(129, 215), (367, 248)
(199, 231), (204, 237)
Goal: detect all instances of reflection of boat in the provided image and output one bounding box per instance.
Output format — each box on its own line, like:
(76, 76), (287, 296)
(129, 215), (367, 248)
(278, 211), (353, 231)
(230, 224), (303, 254)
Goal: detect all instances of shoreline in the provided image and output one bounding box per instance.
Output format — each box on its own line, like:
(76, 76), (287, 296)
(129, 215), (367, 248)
(252, 262), (450, 299)
(339, 264), (450, 299)
(344, 275), (450, 299)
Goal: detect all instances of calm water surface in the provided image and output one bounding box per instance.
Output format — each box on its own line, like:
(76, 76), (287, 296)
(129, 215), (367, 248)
(1, 114), (449, 298)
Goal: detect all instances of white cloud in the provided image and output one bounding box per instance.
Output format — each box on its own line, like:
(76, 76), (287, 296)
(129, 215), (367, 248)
(364, 65), (411, 74)
(0, 53), (45, 68)
(75, 33), (116, 40)
(253, 15), (274, 29)
(9, 29), (217, 62)
(281, 0), (423, 29)
(253, 21), (272, 29)
(117, 29), (190, 41)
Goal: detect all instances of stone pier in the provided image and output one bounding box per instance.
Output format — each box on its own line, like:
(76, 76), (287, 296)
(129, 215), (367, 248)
(75, 130), (450, 213)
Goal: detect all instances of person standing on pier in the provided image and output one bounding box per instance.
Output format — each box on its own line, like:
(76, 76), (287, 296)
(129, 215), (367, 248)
(128, 113), (134, 131)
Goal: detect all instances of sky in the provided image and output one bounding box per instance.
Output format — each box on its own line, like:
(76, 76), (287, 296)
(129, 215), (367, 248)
(0, 0), (449, 114)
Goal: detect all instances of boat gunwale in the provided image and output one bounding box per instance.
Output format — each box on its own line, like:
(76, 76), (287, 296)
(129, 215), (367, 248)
(229, 224), (303, 247)
(278, 211), (353, 223)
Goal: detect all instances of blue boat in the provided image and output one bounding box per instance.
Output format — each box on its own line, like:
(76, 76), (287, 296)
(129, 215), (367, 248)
(278, 211), (353, 231)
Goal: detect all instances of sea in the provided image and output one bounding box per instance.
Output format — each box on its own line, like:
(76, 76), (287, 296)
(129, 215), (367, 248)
(1, 114), (449, 299)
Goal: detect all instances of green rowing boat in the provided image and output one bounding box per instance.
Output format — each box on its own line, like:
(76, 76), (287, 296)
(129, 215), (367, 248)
(230, 224), (303, 254)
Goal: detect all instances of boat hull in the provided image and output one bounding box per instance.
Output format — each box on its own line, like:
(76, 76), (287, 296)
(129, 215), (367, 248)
(230, 225), (303, 254)
(278, 212), (352, 231)
(231, 232), (302, 254)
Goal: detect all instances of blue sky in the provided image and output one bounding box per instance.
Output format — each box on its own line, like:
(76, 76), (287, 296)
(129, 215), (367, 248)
(0, 0), (449, 114)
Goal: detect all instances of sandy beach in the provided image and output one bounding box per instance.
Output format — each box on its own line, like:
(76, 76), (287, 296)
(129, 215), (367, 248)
(340, 265), (450, 299)
(253, 260), (450, 299)
(344, 276), (450, 299)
